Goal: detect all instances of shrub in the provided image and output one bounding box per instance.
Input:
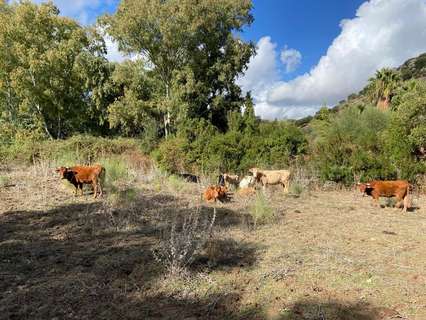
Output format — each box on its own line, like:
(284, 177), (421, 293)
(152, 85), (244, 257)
(152, 208), (216, 275)
(289, 182), (304, 197)
(100, 157), (130, 191)
(249, 192), (275, 226)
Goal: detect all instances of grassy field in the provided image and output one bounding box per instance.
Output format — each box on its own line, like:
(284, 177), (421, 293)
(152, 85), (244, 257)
(1, 162), (425, 320)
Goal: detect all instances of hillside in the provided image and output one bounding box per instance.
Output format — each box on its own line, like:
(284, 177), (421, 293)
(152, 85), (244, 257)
(296, 52), (426, 127)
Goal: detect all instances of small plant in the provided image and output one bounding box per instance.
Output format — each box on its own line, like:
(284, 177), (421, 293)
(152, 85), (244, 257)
(152, 207), (216, 275)
(0, 175), (10, 187)
(167, 174), (187, 194)
(289, 182), (304, 197)
(249, 192), (275, 226)
(100, 157), (130, 191)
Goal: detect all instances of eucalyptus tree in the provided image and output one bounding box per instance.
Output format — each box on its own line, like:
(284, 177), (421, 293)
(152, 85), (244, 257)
(103, 0), (254, 136)
(0, 1), (108, 139)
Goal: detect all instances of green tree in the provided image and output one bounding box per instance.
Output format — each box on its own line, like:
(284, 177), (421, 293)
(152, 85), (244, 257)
(367, 68), (401, 111)
(0, 1), (108, 139)
(102, 0), (254, 136)
(384, 79), (426, 179)
(106, 60), (161, 137)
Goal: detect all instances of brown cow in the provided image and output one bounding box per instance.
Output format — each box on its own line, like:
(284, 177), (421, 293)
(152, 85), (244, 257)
(222, 173), (240, 189)
(56, 164), (105, 198)
(357, 180), (410, 212)
(203, 185), (228, 203)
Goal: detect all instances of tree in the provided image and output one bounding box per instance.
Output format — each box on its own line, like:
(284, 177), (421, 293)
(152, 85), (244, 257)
(102, 0), (254, 136)
(107, 60), (161, 136)
(367, 68), (401, 111)
(384, 79), (426, 178)
(0, 1), (108, 139)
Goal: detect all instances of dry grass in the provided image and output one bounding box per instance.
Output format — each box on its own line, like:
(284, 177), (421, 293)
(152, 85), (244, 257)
(1, 162), (426, 319)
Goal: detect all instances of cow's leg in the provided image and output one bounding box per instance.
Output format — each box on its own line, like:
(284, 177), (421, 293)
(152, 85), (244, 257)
(79, 183), (84, 196)
(283, 181), (289, 193)
(372, 196), (380, 208)
(73, 182), (79, 196)
(98, 180), (103, 197)
(403, 195), (409, 212)
(92, 181), (98, 198)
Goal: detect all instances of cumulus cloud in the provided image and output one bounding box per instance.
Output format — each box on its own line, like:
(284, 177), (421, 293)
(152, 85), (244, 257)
(240, 0), (426, 119)
(237, 36), (280, 97)
(280, 46), (302, 73)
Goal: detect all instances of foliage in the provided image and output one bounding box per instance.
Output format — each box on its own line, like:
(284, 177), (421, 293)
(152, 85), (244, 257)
(0, 133), (142, 163)
(153, 119), (306, 175)
(366, 68), (401, 109)
(383, 79), (426, 180)
(0, 1), (110, 139)
(102, 0), (255, 135)
(249, 192), (274, 226)
(310, 106), (393, 184)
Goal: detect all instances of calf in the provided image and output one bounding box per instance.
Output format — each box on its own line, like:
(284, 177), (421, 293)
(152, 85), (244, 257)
(203, 185), (228, 203)
(222, 173), (240, 189)
(357, 180), (410, 212)
(239, 175), (255, 189)
(56, 164), (105, 198)
(249, 167), (291, 193)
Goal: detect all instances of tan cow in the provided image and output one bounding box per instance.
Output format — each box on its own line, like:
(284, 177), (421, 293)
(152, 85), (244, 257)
(357, 180), (410, 212)
(249, 167), (291, 193)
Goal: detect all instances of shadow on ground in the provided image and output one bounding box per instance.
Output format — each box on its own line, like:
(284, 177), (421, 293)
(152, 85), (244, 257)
(0, 192), (259, 319)
(277, 299), (402, 320)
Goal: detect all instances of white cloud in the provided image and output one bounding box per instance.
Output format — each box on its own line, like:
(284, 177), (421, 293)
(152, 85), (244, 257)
(239, 0), (426, 119)
(237, 36), (280, 97)
(104, 34), (128, 63)
(280, 46), (302, 73)
(30, 0), (117, 25)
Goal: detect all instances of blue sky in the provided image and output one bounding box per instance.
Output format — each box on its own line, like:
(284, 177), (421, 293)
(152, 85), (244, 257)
(23, 0), (426, 119)
(241, 0), (366, 80)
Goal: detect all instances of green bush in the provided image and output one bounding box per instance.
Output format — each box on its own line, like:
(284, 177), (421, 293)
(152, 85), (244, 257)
(310, 106), (394, 185)
(249, 192), (275, 226)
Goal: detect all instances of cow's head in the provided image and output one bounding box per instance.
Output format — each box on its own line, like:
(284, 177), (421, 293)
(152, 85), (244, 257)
(357, 182), (372, 196)
(55, 167), (74, 180)
(248, 168), (263, 181)
(55, 166), (69, 179)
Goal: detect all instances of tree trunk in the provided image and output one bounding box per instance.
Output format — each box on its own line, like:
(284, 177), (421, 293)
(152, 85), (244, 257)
(164, 83), (171, 138)
(376, 95), (390, 111)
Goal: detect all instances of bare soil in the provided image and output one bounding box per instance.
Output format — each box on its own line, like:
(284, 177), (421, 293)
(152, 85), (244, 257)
(1, 165), (425, 320)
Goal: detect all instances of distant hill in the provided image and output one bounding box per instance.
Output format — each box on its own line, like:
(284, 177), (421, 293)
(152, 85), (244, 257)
(398, 53), (426, 80)
(295, 52), (426, 127)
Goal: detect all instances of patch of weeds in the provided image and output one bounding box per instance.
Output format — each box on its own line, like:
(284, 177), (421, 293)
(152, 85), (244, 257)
(289, 182), (304, 197)
(100, 157), (130, 190)
(249, 192), (275, 226)
(0, 175), (10, 187)
(167, 174), (188, 194)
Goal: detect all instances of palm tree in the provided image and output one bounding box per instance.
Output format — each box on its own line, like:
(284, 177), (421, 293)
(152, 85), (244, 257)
(367, 68), (401, 111)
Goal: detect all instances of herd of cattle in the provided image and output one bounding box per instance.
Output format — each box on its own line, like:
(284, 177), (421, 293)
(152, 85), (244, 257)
(55, 164), (412, 212)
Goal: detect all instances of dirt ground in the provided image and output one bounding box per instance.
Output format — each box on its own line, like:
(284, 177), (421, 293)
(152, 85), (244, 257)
(1, 165), (425, 320)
